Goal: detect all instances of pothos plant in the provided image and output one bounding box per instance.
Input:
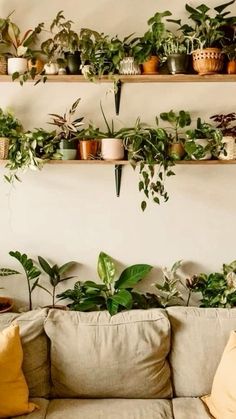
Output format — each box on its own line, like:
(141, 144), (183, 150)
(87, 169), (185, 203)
(159, 110), (191, 144)
(123, 118), (175, 211)
(57, 251), (153, 315)
(185, 118), (223, 159)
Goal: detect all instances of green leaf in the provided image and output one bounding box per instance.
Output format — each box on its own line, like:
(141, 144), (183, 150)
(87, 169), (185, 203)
(115, 264), (153, 289)
(38, 256), (53, 276)
(106, 298), (119, 316)
(97, 252), (116, 285)
(0, 268), (20, 276)
(58, 261), (76, 275)
(141, 201), (147, 212)
(109, 289), (133, 310)
(214, 0), (235, 14)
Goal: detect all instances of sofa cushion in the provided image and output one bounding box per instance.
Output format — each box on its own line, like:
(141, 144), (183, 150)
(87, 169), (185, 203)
(46, 399), (173, 419)
(13, 398), (49, 419)
(0, 309), (50, 398)
(44, 309), (172, 399)
(172, 398), (212, 419)
(166, 307), (236, 397)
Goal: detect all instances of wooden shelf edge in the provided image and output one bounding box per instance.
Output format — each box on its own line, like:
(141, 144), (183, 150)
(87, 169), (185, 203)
(1, 74), (236, 83)
(1, 159), (236, 165)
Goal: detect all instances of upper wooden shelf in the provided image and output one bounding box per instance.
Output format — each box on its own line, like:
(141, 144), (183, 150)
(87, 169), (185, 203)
(1, 74), (236, 83)
(1, 159), (236, 165)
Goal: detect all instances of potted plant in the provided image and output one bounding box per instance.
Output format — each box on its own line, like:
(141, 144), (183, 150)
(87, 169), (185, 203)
(185, 117), (223, 160)
(40, 38), (59, 75)
(123, 118), (175, 211)
(222, 43), (236, 73)
(48, 98), (84, 160)
(77, 124), (101, 160)
(136, 10), (171, 74)
(163, 32), (190, 74)
(185, 2), (236, 75)
(106, 34), (141, 75)
(0, 108), (22, 160)
(210, 112), (236, 160)
(57, 251), (153, 315)
(159, 110), (191, 159)
(37, 256), (76, 308)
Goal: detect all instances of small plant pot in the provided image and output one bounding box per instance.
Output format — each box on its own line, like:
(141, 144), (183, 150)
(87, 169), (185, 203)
(65, 51), (81, 75)
(44, 62), (59, 75)
(79, 140), (99, 160)
(28, 58), (44, 74)
(0, 137), (9, 159)
(0, 297), (14, 313)
(0, 56), (7, 75)
(57, 139), (77, 160)
(7, 58), (28, 75)
(191, 139), (212, 160)
(167, 54), (189, 75)
(142, 56), (159, 74)
(227, 60), (236, 74)
(119, 57), (141, 75)
(218, 136), (236, 160)
(101, 138), (124, 161)
(192, 48), (224, 75)
(169, 143), (185, 160)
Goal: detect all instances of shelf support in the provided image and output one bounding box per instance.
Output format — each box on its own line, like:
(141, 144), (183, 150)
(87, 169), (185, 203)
(115, 164), (123, 197)
(114, 80), (122, 115)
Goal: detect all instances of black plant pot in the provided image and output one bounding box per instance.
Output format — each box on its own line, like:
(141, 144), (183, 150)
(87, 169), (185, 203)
(167, 54), (189, 75)
(65, 51), (81, 75)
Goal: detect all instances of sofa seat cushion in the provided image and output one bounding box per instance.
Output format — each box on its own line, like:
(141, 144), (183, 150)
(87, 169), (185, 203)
(12, 398), (49, 419)
(0, 309), (50, 398)
(46, 399), (173, 419)
(166, 307), (236, 397)
(45, 309), (172, 399)
(172, 398), (212, 419)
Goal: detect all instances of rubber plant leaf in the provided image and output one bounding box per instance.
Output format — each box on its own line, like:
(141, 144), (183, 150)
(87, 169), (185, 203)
(115, 264), (152, 289)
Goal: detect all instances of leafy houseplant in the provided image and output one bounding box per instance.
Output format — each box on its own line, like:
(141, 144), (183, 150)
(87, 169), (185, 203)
(153, 260), (185, 307)
(160, 110), (191, 160)
(0, 108), (22, 159)
(48, 98), (84, 160)
(37, 256), (76, 307)
(163, 32), (189, 75)
(210, 112), (236, 160)
(222, 43), (236, 73)
(123, 118), (175, 211)
(0, 251), (41, 311)
(185, 118), (223, 160)
(57, 251), (153, 315)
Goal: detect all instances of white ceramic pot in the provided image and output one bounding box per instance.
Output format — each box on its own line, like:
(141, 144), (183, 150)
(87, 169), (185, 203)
(191, 139), (212, 160)
(218, 136), (236, 160)
(101, 138), (124, 160)
(7, 58), (28, 75)
(44, 62), (59, 75)
(119, 57), (141, 75)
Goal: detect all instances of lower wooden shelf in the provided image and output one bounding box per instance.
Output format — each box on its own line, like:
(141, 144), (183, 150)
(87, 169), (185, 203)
(1, 159), (236, 165)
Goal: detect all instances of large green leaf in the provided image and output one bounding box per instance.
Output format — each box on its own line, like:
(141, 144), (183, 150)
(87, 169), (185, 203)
(38, 256), (53, 276)
(0, 268), (20, 276)
(106, 299), (119, 315)
(214, 0), (235, 14)
(115, 264), (153, 289)
(58, 261), (76, 275)
(97, 252), (116, 285)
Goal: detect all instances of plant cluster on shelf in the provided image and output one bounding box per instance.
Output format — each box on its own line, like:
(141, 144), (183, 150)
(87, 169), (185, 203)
(0, 101), (236, 209)
(0, 2), (236, 83)
(1, 251), (236, 314)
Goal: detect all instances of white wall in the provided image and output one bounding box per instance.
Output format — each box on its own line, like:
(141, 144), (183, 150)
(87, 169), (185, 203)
(0, 0), (235, 308)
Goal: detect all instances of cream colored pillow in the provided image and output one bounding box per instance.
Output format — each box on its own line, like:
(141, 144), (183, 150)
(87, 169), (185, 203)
(202, 331), (236, 419)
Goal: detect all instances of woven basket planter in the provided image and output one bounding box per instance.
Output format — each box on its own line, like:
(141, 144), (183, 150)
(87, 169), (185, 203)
(192, 48), (224, 75)
(0, 137), (9, 159)
(0, 56), (7, 75)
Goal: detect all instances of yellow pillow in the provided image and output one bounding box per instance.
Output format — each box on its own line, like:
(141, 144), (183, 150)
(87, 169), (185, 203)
(0, 324), (38, 418)
(202, 331), (236, 419)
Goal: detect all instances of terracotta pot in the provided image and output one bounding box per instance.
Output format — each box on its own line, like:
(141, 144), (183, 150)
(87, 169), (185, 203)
(192, 48), (224, 75)
(79, 140), (99, 160)
(0, 297), (14, 313)
(28, 58), (44, 74)
(227, 60), (236, 74)
(142, 55), (159, 74)
(169, 143), (185, 160)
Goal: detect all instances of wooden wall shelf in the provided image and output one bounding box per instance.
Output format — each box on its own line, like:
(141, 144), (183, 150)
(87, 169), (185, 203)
(1, 159), (236, 165)
(1, 74), (236, 83)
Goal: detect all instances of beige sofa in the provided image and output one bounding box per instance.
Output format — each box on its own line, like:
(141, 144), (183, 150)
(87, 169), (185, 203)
(1, 307), (236, 419)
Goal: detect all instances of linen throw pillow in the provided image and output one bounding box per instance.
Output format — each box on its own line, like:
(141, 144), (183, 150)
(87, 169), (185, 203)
(0, 324), (38, 417)
(202, 331), (236, 419)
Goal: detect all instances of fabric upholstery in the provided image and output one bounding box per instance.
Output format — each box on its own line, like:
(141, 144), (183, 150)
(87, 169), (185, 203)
(13, 398), (50, 419)
(172, 397), (213, 419)
(166, 307), (236, 397)
(45, 309), (172, 399)
(46, 399), (173, 419)
(202, 331), (236, 419)
(0, 309), (50, 398)
(0, 325), (38, 418)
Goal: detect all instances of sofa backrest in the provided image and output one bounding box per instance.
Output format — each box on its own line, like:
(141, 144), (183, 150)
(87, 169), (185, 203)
(44, 308), (172, 399)
(0, 309), (50, 398)
(166, 306), (236, 397)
